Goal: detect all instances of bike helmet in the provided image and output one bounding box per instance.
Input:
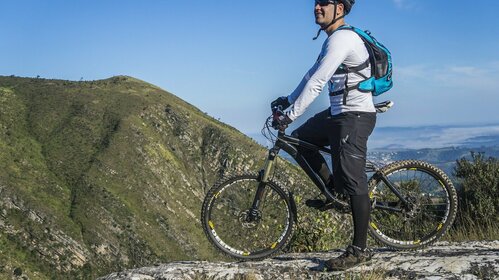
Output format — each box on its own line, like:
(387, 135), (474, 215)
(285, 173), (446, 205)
(313, 0), (356, 40)
(338, 0), (355, 15)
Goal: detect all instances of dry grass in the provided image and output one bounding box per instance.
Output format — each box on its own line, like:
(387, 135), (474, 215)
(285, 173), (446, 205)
(444, 215), (499, 242)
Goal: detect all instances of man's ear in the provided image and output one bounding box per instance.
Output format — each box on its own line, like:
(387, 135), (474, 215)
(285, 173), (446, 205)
(337, 3), (345, 16)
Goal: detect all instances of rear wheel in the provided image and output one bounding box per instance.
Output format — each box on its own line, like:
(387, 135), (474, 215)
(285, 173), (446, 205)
(368, 160), (458, 249)
(201, 173), (294, 260)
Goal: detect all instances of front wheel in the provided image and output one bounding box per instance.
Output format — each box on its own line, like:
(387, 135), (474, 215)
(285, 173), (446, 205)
(368, 160), (458, 250)
(201, 173), (295, 260)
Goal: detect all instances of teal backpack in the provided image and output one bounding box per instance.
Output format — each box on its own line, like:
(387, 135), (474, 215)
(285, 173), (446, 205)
(334, 25), (393, 104)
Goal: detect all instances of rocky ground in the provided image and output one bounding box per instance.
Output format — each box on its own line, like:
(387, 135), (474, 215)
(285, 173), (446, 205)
(99, 241), (498, 280)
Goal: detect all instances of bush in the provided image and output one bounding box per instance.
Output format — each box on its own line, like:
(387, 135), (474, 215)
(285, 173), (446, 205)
(287, 195), (352, 252)
(453, 152), (499, 238)
(455, 152), (499, 223)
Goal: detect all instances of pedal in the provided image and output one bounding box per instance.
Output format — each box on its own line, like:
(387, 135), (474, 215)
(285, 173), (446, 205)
(305, 199), (330, 211)
(305, 199), (350, 213)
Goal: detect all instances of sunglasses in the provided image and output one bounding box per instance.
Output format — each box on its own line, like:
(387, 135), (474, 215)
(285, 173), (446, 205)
(315, 0), (337, 6)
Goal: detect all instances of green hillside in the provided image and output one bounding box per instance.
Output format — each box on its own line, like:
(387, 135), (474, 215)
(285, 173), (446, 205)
(0, 76), (321, 279)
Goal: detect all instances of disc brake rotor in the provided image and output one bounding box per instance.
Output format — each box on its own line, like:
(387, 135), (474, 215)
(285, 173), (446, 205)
(239, 209), (262, 229)
(403, 195), (422, 220)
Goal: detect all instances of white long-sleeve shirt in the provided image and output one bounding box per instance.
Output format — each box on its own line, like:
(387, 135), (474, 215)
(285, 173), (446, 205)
(286, 28), (376, 121)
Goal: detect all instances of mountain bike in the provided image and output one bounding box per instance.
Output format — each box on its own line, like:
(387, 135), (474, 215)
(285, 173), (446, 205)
(201, 101), (458, 260)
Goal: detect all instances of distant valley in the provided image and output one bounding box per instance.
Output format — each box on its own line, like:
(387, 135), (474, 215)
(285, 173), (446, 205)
(369, 124), (499, 150)
(369, 125), (499, 175)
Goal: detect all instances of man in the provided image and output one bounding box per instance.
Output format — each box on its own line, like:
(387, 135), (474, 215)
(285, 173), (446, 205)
(271, 0), (376, 271)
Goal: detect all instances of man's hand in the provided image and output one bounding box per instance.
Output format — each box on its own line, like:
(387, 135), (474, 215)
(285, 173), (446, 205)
(272, 114), (293, 131)
(271, 96), (291, 110)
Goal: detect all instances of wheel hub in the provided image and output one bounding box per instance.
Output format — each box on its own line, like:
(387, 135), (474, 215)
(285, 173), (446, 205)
(403, 195), (422, 219)
(239, 209), (262, 228)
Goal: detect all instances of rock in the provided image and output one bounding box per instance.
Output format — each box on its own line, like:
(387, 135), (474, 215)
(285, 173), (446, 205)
(13, 267), (22, 277)
(98, 241), (499, 280)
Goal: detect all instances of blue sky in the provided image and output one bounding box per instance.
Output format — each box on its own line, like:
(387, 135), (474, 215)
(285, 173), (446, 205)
(1, 0), (499, 134)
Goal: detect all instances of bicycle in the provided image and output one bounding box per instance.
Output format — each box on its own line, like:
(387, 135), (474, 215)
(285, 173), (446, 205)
(201, 101), (458, 260)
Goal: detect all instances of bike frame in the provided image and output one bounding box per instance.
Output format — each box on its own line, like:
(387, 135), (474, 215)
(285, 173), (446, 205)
(250, 130), (411, 217)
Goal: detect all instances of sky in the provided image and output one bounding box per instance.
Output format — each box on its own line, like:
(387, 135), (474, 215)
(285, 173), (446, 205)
(1, 0), (499, 134)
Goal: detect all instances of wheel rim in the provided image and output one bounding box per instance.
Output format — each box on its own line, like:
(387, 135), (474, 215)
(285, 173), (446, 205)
(206, 178), (291, 257)
(370, 167), (451, 246)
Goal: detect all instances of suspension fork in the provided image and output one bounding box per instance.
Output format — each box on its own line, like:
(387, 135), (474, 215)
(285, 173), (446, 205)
(249, 147), (279, 216)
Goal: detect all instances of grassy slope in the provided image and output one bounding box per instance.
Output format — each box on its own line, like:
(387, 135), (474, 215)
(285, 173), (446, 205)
(0, 76), (320, 279)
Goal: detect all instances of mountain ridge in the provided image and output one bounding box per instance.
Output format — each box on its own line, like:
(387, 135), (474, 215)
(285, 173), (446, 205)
(0, 75), (317, 279)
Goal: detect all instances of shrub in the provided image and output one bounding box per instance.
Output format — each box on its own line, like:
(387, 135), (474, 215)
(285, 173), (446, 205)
(288, 195), (352, 252)
(453, 152), (499, 238)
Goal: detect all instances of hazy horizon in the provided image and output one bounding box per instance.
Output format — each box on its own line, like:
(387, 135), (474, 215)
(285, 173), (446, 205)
(247, 123), (499, 150)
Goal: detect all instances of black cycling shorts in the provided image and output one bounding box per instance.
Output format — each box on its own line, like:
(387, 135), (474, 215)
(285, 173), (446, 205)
(291, 109), (376, 196)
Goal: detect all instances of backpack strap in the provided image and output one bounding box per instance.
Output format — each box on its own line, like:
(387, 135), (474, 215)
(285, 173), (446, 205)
(335, 60), (370, 78)
(330, 59), (370, 105)
(329, 26), (373, 105)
